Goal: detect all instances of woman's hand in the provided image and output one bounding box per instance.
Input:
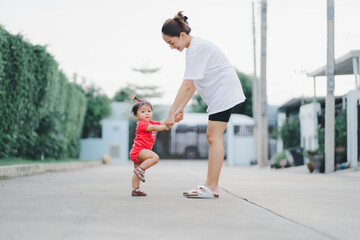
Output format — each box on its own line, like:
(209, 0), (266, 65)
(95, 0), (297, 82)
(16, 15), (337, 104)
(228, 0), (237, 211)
(166, 113), (176, 128)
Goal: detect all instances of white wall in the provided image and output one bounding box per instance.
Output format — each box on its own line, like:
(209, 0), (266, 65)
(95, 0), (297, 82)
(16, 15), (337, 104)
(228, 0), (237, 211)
(80, 139), (107, 161)
(102, 119), (129, 164)
(347, 90), (360, 166)
(79, 119), (129, 164)
(227, 114), (255, 166)
(276, 112), (286, 153)
(80, 102), (130, 164)
(299, 103), (321, 151)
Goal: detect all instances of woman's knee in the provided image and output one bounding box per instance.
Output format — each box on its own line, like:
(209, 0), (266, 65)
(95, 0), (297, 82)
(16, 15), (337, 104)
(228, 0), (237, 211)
(206, 132), (214, 144)
(207, 132), (222, 145)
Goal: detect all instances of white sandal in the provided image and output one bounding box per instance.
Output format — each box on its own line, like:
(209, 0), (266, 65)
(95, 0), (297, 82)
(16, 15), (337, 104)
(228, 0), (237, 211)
(185, 185), (219, 199)
(183, 185), (202, 196)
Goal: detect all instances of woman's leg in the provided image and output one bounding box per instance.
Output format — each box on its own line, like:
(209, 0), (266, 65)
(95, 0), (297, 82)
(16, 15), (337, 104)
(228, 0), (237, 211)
(137, 149), (160, 170)
(132, 163), (141, 189)
(205, 120), (228, 195)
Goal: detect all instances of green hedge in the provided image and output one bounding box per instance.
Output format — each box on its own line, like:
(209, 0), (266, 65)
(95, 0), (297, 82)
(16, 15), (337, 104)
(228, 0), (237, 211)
(0, 25), (86, 159)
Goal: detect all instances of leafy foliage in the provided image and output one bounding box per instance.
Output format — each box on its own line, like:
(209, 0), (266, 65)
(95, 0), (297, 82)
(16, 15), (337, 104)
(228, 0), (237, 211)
(0, 26), (86, 159)
(73, 79), (111, 139)
(313, 109), (347, 155)
(232, 70), (253, 117)
(335, 109), (347, 147)
(270, 150), (286, 165)
(189, 93), (207, 113)
(113, 83), (163, 102)
(316, 126), (325, 154)
(274, 116), (301, 149)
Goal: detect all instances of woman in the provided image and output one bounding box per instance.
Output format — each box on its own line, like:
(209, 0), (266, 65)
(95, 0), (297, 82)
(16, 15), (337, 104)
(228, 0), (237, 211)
(162, 11), (246, 199)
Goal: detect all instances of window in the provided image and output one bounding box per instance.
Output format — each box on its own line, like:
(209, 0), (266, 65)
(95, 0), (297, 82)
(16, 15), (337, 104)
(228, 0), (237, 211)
(234, 125), (253, 136)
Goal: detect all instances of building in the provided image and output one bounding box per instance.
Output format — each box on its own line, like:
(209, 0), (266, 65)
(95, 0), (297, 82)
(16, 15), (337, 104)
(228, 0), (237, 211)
(307, 50), (360, 167)
(79, 102), (131, 164)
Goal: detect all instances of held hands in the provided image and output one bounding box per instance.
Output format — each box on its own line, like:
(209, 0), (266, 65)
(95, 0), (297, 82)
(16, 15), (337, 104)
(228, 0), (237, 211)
(165, 109), (184, 129)
(175, 109), (184, 122)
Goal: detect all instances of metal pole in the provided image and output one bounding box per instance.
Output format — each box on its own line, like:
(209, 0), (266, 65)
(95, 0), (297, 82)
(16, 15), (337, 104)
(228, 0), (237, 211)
(259, 0), (268, 167)
(313, 77), (317, 104)
(313, 76), (318, 150)
(358, 57), (360, 89)
(252, 1), (260, 165)
(352, 57), (359, 89)
(325, 0), (335, 173)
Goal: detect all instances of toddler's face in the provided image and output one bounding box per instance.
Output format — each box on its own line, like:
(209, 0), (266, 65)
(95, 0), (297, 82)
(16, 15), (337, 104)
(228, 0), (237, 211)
(136, 105), (153, 122)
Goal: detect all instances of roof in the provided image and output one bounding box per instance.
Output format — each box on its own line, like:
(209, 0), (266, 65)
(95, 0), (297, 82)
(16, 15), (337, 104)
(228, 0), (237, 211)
(278, 96), (344, 113)
(278, 97), (320, 111)
(307, 50), (360, 77)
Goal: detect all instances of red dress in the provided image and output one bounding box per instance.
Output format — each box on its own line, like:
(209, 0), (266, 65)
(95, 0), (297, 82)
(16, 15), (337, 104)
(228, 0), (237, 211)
(129, 120), (161, 164)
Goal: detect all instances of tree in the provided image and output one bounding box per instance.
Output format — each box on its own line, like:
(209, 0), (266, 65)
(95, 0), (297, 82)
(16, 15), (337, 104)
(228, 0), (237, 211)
(273, 116), (300, 149)
(74, 76), (111, 138)
(113, 84), (136, 102)
(113, 83), (163, 102)
(335, 109), (346, 148)
(232, 70), (253, 117)
(189, 93), (207, 113)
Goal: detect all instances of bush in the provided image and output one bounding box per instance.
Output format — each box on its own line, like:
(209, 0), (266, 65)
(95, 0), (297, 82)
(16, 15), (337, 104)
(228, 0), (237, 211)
(0, 26), (86, 159)
(271, 151), (286, 165)
(335, 109), (347, 148)
(311, 109), (346, 156)
(75, 83), (111, 139)
(274, 116), (300, 149)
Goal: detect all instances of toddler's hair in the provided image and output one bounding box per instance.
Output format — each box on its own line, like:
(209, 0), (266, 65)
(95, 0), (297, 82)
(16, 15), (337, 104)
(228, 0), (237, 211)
(131, 96), (153, 116)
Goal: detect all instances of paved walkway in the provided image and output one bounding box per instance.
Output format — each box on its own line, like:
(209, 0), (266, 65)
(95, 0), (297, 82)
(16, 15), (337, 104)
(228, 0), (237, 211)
(0, 160), (359, 240)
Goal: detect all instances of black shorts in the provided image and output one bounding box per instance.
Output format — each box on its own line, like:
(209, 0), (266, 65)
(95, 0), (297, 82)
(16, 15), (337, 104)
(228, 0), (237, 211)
(208, 107), (234, 122)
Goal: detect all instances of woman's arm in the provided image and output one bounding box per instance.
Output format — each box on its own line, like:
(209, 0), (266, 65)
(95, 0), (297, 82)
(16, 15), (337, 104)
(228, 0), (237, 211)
(167, 80), (196, 125)
(173, 86), (196, 122)
(177, 84), (196, 111)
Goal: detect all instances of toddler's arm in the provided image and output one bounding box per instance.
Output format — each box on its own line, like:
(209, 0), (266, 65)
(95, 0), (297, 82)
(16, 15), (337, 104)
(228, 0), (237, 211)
(146, 123), (170, 132)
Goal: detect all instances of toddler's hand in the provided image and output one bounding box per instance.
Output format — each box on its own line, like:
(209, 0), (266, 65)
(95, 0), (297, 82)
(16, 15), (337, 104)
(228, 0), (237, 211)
(175, 111), (184, 122)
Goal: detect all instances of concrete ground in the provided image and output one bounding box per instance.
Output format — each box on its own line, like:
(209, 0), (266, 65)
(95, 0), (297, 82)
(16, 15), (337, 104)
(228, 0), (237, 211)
(0, 160), (359, 240)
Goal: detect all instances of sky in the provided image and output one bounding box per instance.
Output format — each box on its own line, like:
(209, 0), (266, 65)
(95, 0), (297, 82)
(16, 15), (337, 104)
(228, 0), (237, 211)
(1, 0), (359, 106)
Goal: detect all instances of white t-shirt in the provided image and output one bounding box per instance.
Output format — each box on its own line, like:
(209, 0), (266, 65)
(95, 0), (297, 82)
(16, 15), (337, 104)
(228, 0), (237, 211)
(184, 37), (246, 115)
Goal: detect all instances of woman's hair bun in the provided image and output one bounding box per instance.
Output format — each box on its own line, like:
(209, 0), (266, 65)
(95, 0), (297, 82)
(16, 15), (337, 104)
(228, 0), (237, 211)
(174, 11), (188, 27)
(162, 11), (191, 37)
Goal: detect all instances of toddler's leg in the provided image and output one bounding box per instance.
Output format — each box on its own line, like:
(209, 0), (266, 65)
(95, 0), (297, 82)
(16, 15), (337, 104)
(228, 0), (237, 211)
(132, 163), (141, 190)
(133, 149), (159, 182)
(137, 149), (159, 170)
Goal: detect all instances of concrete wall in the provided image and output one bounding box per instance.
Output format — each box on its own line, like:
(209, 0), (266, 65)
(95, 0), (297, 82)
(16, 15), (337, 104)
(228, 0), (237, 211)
(227, 114), (255, 166)
(276, 112), (286, 153)
(80, 102), (130, 164)
(347, 90), (360, 166)
(299, 103), (321, 151)
(80, 119), (129, 164)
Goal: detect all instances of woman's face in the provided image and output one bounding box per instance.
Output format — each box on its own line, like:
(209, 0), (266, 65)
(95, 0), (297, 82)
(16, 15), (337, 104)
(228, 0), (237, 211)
(162, 32), (188, 52)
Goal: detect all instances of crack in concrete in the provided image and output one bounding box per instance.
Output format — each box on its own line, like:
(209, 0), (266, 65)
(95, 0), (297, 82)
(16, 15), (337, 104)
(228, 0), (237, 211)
(220, 187), (339, 240)
(183, 171), (338, 240)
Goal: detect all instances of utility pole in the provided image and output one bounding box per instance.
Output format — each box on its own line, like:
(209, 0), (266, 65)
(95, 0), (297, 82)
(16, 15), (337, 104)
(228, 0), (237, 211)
(252, 1), (260, 165)
(325, 0), (335, 173)
(259, 0), (268, 167)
